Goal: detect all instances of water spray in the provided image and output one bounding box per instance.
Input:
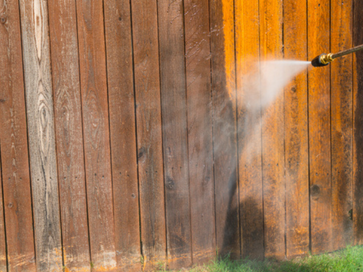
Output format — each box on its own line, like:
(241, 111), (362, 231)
(311, 44), (363, 67)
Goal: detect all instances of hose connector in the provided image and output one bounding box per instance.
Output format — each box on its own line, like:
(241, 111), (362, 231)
(319, 53), (334, 65)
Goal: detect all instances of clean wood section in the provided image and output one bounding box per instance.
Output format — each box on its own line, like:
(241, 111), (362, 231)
(284, 0), (309, 258)
(0, 1), (36, 270)
(103, 0), (141, 271)
(210, 0), (240, 259)
(0, 154), (6, 272)
(331, 0), (353, 251)
(235, 0), (264, 260)
(75, 1), (116, 270)
(260, 0), (285, 260)
(130, 0), (166, 270)
(47, 0), (90, 271)
(184, 0), (216, 264)
(18, 0), (62, 270)
(353, 0), (363, 246)
(308, 0), (332, 254)
(157, 0), (192, 269)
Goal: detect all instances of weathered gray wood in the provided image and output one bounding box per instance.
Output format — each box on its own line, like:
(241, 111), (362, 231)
(18, 0), (62, 270)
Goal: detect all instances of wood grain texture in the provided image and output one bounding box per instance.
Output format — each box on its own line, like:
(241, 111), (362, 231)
(75, 0), (116, 270)
(210, 0), (239, 259)
(103, 0), (141, 271)
(18, 0), (62, 270)
(235, 0), (264, 260)
(353, 0), (363, 246)
(130, 0), (166, 270)
(157, 0), (192, 269)
(308, 0), (332, 254)
(284, 0), (309, 258)
(184, 0), (215, 264)
(0, 152), (6, 272)
(47, 0), (91, 271)
(260, 0), (285, 259)
(331, 0), (353, 251)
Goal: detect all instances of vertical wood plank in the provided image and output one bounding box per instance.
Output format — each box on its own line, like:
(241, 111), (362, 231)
(103, 0), (141, 271)
(235, 0), (264, 260)
(47, 0), (91, 271)
(331, 0), (353, 251)
(308, 0), (332, 254)
(210, 0), (239, 259)
(0, 152), (6, 272)
(184, 0), (215, 264)
(0, 1), (36, 270)
(260, 0), (285, 259)
(284, 0), (310, 258)
(130, 0), (166, 270)
(157, 0), (192, 269)
(18, 0), (63, 270)
(353, 0), (363, 246)
(75, 0), (116, 270)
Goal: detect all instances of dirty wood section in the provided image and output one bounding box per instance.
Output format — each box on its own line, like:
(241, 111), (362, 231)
(104, 0), (141, 271)
(308, 0), (333, 254)
(0, 153), (6, 272)
(158, 0), (193, 269)
(184, 0), (216, 264)
(284, 0), (310, 258)
(210, 0), (240, 259)
(76, 0), (117, 270)
(131, 0), (166, 270)
(0, 1), (36, 271)
(18, 0), (63, 270)
(331, 0), (353, 251)
(260, 0), (285, 260)
(47, 0), (91, 271)
(235, 0), (264, 260)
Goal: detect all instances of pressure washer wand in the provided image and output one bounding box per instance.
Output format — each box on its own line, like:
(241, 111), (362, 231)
(311, 44), (363, 67)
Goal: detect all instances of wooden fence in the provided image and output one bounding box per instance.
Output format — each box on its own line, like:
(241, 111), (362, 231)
(0, 0), (362, 271)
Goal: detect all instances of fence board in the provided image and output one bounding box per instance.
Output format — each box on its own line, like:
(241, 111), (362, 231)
(331, 0), (353, 251)
(130, 0), (166, 270)
(75, 1), (117, 270)
(284, 0), (309, 258)
(103, 0), (141, 271)
(47, 0), (91, 271)
(308, 0), (332, 254)
(18, 0), (63, 270)
(259, 0), (285, 259)
(0, 1), (36, 271)
(353, 0), (363, 246)
(157, 0), (192, 269)
(210, 0), (239, 259)
(235, 0), (264, 260)
(184, 0), (216, 264)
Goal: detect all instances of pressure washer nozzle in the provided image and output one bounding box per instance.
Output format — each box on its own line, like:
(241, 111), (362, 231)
(311, 53), (334, 67)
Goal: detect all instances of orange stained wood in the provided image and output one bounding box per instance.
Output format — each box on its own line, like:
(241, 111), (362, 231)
(184, 0), (215, 264)
(48, 0), (91, 270)
(308, 0), (332, 254)
(158, 0), (192, 269)
(284, 0), (309, 258)
(0, 0), (36, 270)
(130, 0), (166, 270)
(76, 0), (117, 270)
(331, 0), (353, 251)
(353, 0), (363, 246)
(260, 0), (285, 260)
(211, 0), (240, 259)
(0, 151), (6, 271)
(104, 0), (141, 271)
(235, 0), (264, 260)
